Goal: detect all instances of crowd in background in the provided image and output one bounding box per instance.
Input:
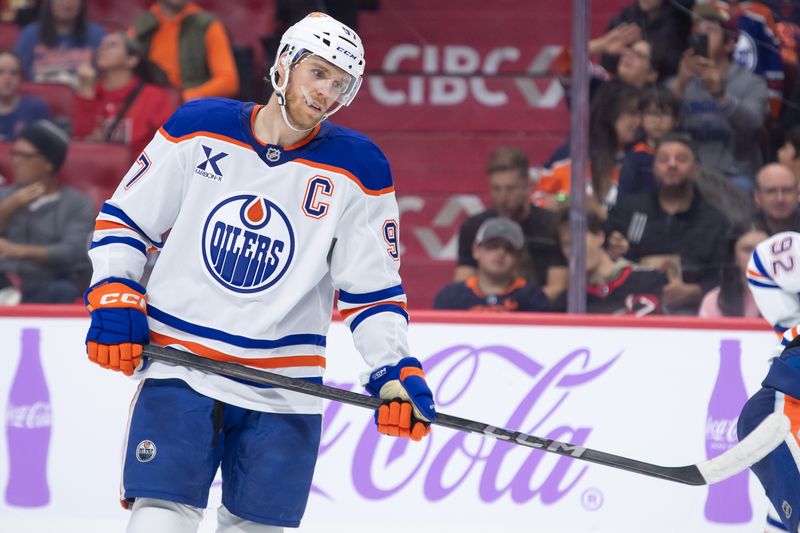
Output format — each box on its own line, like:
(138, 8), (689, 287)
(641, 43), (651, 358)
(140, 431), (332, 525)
(1, 0), (800, 318)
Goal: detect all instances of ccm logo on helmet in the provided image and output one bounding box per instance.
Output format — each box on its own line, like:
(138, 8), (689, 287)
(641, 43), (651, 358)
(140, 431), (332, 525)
(99, 292), (146, 309)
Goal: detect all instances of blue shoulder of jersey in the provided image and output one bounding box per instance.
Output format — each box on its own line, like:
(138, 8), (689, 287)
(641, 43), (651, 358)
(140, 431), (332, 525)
(308, 122), (394, 193)
(161, 98), (248, 144)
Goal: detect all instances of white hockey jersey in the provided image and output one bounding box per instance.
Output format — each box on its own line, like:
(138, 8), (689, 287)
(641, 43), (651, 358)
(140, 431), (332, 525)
(747, 231), (800, 348)
(88, 98), (409, 414)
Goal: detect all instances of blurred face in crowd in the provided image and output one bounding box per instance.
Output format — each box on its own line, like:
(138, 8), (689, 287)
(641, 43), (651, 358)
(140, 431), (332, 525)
(614, 100), (642, 148)
(0, 53), (22, 101)
(777, 140), (800, 180)
(693, 19), (732, 61)
(754, 163), (800, 222)
(637, 0), (663, 13)
(488, 169), (530, 221)
(654, 141), (696, 188)
(473, 238), (519, 281)
(50, 0), (82, 25)
(642, 104), (675, 144)
(158, 0), (188, 13)
(617, 41), (657, 88)
(734, 229), (768, 276)
(11, 139), (53, 185)
(95, 33), (138, 73)
(558, 225), (606, 275)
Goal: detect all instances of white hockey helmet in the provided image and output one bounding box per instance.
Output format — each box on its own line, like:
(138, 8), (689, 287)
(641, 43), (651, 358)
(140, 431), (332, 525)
(269, 12), (365, 128)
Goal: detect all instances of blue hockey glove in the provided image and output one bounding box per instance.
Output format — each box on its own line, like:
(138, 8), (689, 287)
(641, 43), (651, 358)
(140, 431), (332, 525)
(85, 277), (149, 376)
(365, 357), (436, 441)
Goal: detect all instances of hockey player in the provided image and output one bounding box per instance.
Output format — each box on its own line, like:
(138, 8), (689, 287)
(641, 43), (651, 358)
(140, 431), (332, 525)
(83, 12), (436, 533)
(742, 231), (800, 533)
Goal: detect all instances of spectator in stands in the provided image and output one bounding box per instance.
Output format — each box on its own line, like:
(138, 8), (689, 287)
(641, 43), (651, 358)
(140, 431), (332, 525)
(605, 0), (694, 80)
(617, 87), (680, 201)
(73, 31), (177, 156)
(554, 206), (666, 315)
(536, 81), (641, 211)
(0, 119), (94, 302)
(0, 50), (50, 140)
(2, 0), (39, 27)
(551, 27), (658, 111)
(435, 217), (550, 312)
(606, 133), (730, 315)
(131, 0), (239, 101)
(777, 124), (800, 180)
(698, 226), (767, 317)
(13, 0), (104, 87)
(752, 162), (800, 234)
(668, 2), (768, 191)
(456, 147), (567, 300)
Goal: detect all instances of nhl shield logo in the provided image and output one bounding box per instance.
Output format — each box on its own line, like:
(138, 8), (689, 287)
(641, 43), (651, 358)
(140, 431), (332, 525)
(266, 146), (281, 162)
(136, 440), (156, 462)
(201, 193), (295, 294)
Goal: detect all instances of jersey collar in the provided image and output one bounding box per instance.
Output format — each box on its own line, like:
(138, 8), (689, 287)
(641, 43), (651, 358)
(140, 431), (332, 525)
(241, 103), (325, 167)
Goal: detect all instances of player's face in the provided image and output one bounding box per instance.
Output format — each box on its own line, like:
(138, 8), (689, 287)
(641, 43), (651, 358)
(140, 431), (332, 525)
(734, 230), (768, 273)
(754, 166), (800, 220)
(10, 139), (51, 185)
(0, 54), (21, 99)
(654, 142), (695, 188)
(488, 170), (529, 220)
(474, 238), (518, 279)
(285, 55), (353, 129)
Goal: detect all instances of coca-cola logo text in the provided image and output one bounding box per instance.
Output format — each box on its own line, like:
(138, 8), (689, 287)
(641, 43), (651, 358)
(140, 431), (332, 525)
(314, 344), (619, 504)
(706, 416), (739, 448)
(6, 402), (52, 429)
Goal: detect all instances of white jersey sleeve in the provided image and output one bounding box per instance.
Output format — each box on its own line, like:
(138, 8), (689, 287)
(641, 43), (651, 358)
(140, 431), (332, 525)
(747, 231), (800, 341)
(327, 143), (409, 383)
(88, 108), (190, 285)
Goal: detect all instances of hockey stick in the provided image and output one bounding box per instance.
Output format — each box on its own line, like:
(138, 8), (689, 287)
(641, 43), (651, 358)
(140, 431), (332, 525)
(141, 344), (789, 486)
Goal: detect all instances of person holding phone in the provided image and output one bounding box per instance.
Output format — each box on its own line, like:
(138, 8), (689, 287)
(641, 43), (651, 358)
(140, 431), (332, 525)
(668, 2), (768, 192)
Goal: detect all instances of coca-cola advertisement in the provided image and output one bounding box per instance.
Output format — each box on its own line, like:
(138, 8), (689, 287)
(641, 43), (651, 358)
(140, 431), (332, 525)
(0, 313), (778, 532)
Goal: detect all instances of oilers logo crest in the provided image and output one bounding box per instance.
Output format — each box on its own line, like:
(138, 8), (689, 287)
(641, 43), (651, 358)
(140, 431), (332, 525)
(201, 193), (295, 294)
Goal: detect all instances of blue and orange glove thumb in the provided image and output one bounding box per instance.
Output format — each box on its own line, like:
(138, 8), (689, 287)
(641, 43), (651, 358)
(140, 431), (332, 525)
(365, 357), (436, 441)
(85, 277), (149, 376)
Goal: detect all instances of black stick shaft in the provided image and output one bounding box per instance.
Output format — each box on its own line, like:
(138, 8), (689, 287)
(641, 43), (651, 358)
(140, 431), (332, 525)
(142, 344), (706, 485)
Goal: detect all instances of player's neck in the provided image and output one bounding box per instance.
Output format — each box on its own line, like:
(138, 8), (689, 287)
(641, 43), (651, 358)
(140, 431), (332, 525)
(255, 97), (315, 148)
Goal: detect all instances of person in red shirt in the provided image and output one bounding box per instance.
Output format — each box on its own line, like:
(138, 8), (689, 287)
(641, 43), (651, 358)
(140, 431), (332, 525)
(72, 31), (177, 156)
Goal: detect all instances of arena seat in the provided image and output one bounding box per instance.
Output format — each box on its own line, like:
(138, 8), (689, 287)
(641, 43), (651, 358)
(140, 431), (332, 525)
(19, 82), (75, 124)
(59, 142), (132, 210)
(0, 22), (20, 51)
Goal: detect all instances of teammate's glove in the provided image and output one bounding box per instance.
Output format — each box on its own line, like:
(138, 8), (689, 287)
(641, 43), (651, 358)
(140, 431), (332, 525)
(85, 277), (149, 376)
(365, 357), (436, 441)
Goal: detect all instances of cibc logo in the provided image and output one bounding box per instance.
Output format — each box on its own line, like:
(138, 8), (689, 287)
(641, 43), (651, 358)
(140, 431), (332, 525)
(368, 44), (563, 107)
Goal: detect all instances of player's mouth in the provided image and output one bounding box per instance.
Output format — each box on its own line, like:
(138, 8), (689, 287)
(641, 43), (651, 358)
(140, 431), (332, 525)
(301, 86), (323, 113)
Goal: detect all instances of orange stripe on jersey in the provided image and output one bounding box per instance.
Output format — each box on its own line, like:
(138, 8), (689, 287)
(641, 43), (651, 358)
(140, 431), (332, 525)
(339, 300), (408, 319)
(294, 158), (395, 196)
(784, 394), (800, 447)
(158, 127), (253, 151)
(150, 331), (327, 369)
(95, 220), (134, 232)
(285, 124), (321, 150)
(747, 268), (767, 279)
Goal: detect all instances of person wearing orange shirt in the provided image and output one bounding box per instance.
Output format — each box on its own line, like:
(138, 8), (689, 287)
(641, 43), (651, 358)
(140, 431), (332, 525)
(130, 0), (239, 101)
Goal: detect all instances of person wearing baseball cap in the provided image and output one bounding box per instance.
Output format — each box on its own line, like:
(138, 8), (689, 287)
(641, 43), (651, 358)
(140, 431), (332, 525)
(0, 119), (95, 302)
(434, 217), (551, 312)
